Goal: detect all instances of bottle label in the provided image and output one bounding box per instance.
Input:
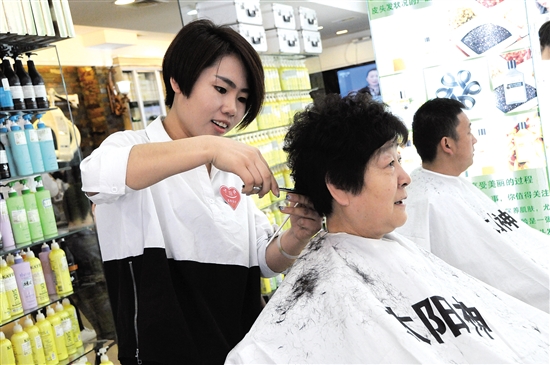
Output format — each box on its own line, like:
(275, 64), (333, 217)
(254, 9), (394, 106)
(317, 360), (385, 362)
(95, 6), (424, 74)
(11, 208), (28, 224)
(34, 84), (48, 98)
(28, 209), (40, 223)
(10, 85), (24, 100)
(28, 129), (39, 142)
(37, 128), (53, 141)
(62, 318), (72, 333)
(14, 130), (28, 145)
(22, 339), (32, 356)
(32, 267), (46, 284)
(1, 78), (9, 90)
(0, 150), (7, 164)
(3, 273), (17, 291)
(54, 324), (63, 338)
(34, 335), (43, 349)
(0, 134), (9, 147)
(41, 197), (52, 208)
(22, 85), (36, 99)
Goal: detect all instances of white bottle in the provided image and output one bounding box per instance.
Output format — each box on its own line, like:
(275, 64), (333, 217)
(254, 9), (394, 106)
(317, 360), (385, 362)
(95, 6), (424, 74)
(504, 60), (527, 105)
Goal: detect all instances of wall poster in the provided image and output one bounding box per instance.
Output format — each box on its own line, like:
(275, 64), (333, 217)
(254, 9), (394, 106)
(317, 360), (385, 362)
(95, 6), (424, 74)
(368, 0), (550, 233)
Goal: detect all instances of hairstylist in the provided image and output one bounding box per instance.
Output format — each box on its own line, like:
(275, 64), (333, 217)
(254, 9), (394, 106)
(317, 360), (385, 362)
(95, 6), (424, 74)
(80, 19), (321, 365)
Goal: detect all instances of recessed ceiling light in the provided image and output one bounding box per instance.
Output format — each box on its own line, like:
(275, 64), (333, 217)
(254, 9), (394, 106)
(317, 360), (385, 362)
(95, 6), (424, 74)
(336, 29), (348, 35)
(115, 0), (135, 5)
(187, 9), (198, 15)
(317, 25), (324, 30)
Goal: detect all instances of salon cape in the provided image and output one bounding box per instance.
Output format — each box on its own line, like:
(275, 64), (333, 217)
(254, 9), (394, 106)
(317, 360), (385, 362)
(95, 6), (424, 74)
(226, 232), (549, 364)
(396, 167), (549, 313)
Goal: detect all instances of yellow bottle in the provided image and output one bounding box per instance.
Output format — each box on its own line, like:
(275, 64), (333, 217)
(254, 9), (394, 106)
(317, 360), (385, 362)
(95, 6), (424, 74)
(23, 315), (47, 365)
(0, 331), (16, 365)
(98, 347), (114, 365)
(49, 240), (73, 296)
(11, 320), (34, 365)
(62, 298), (83, 347)
(0, 258), (23, 316)
(25, 249), (50, 305)
(35, 309), (59, 365)
(54, 301), (76, 354)
(46, 305), (68, 360)
(0, 272), (12, 322)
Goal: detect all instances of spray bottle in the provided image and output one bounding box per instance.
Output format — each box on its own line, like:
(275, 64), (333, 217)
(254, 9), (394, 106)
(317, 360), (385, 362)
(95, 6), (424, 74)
(34, 175), (58, 239)
(11, 320), (34, 364)
(98, 347), (114, 365)
(23, 314), (47, 365)
(25, 248), (49, 305)
(23, 114), (45, 173)
(46, 305), (68, 361)
(0, 331), (16, 365)
(62, 298), (82, 347)
(36, 114), (59, 171)
(11, 252), (38, 311)
(49, 240), (73, 295)
(39, 242), (57, 295)
(7, 117), (33, 176)
(5, 181), (31, 247)
(20, 179), (44, 243)
(0, 192), (16, 251)
(0, 258), (23, 316)
(54, 301), (76, 355)
(35, 308), (59, 365)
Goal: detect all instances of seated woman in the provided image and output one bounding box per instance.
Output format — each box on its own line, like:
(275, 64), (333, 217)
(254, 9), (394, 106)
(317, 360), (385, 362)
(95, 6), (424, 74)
(226, 93), (549, 364)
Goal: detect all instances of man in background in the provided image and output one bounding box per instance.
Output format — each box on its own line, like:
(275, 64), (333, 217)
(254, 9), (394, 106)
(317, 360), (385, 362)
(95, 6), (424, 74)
(396, 97), (549, 313)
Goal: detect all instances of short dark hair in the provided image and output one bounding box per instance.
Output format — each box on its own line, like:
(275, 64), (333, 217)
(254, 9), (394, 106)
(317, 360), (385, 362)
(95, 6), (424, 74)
(284, 93), (408, 217)
(540, 20), (550, 50)
(162, 19), (265, 129)
(412, 98), (465, 163)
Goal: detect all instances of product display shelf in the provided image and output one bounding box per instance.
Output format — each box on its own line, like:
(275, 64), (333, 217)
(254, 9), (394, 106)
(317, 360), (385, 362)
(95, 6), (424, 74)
(0, 224), (94, 257)
(1, 37), (115, 364)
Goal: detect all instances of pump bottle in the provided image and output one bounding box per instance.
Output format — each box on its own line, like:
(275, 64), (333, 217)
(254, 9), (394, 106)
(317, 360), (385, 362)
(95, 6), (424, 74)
(39, 242), (57, 295)
(6, 181), (32, 246)
(0, 192), (16, 251)
(36, 116), (58, 171)
(49, 240), (73, 295)
(21, 179), (45, 243)
(46, 305), (68, 361)
(35, 309), (59, 365)
(25, 248), (50, 305)
(23, 314), (47, 365)
(98, 347), (115, 365)
(35, 175), (58, 239)
(23, 114), (45, 173)
(11, 253), (38, 311)
(0, 258), (23, 316)
(54, 301), (76, 354)
(7, 119), (33, 176)
(62, 298), (82, 347)
(0, 331), (16, 364)
(11, 320), (34, 364)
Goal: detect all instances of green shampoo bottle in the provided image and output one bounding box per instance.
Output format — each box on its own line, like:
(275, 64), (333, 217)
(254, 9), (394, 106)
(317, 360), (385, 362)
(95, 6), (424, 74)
(20, 179), (44, 243)
(5, 181), (31, 247)
(34, 175), (58, 239)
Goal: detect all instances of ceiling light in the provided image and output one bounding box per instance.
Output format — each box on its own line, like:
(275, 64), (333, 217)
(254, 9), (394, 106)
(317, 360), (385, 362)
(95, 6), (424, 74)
(336, 29), (348, 35)
(187, 9), (198, 15)
(317, 25), (324, 30)
(114, 0), (135, 5)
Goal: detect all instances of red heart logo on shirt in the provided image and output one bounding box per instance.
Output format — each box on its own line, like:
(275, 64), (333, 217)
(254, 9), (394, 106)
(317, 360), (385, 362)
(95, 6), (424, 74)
(220, 185), (241, 210)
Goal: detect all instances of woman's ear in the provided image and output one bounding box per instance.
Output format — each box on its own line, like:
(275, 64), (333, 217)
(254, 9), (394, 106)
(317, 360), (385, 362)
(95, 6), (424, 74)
(326, 182), (350, 207)
(170, 77), (181, 94)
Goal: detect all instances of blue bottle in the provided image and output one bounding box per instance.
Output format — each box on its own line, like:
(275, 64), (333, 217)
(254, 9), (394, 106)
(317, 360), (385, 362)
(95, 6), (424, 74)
(22, 114), (45, 174)
(7, 119), (33, 176)
(0, 120), (16, 177)
(35, 114), (58, 172)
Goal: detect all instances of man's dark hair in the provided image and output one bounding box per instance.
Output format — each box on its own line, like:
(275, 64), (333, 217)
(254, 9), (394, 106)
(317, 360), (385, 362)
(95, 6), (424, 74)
(412, 98), (465, 163)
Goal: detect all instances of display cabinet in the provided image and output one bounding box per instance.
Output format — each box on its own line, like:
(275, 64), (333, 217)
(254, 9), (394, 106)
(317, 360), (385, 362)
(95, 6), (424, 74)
(1, 35), (114, 364)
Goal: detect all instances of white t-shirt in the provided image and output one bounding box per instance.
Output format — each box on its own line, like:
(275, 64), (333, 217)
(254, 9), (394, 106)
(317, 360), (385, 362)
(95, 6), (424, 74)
(226, 231), (549, 364)
(80, 116), (276, 277)
(396, 167), (549, 312)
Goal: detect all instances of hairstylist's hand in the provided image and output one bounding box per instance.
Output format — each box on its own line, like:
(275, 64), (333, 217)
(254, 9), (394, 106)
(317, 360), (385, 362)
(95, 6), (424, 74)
(281, 192), (323, 245)
(207, 136), (279, 198)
